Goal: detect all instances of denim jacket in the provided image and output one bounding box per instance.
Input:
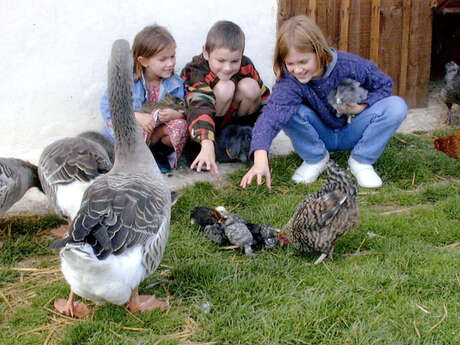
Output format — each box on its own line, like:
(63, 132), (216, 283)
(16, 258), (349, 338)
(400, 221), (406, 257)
(100, 73), (185, 142)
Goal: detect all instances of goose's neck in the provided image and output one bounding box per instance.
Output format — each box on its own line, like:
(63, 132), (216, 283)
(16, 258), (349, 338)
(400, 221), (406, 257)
(112, 124), (156, 174)
(107, 39), (161, 176)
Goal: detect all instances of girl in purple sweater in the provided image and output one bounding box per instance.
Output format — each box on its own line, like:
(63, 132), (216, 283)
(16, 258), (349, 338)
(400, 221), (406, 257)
(240, 15), (407, 189)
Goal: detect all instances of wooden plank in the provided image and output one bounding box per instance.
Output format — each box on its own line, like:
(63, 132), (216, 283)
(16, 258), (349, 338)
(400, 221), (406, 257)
(339, 0), (351, 51)
(358, 1), (372, 59)
(370, 0), (381, 64)
(399, 0), (412, 96)
(348, 0), (362, 55)
(406, 0), (420, 107)
(306, 0), (317, 22)
(377, 0), (400, 94)
(277, 0), (291, 29)
(415, 1), (432, 107)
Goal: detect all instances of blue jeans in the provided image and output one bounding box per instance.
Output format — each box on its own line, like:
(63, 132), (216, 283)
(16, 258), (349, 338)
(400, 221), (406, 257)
(283, 96), (407, 164)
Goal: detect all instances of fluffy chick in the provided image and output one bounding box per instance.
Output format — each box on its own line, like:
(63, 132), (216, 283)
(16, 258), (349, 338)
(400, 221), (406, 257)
(215, 206), (254, 255)
(190, 206), (221, 227)
(441, 61), (460, 128)
(247, 223), (280, 250)
(280, 160), (360, 264)
(328, 78), (368, 124)
(203, 223), (226, 245)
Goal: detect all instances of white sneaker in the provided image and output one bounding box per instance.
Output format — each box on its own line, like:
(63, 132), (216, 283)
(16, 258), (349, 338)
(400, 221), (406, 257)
(292, 153), (329, 184)
(348, 156), (382, 188)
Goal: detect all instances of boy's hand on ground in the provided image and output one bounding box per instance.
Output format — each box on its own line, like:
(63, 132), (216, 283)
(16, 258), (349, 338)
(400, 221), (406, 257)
(191, 139), (219, 175)
(134, 112), (156, 134)
(240, 150), (271, 190)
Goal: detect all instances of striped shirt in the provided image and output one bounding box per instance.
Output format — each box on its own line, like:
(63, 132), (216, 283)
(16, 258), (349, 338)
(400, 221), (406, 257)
(181, 54), (270, 142)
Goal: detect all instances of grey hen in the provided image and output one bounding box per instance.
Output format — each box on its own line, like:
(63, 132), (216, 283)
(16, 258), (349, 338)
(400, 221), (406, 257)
(441, 61), (460, 128)
(280, 160), (360, 264)
(328, 78), (368, 124)
(0, 158), (42, 217)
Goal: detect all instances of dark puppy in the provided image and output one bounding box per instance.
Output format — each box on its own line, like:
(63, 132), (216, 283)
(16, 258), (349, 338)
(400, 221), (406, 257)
(215, 124), (253, 163)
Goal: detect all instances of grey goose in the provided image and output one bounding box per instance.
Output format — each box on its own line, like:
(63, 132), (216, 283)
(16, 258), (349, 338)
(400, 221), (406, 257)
(50, 39), (171, 317)
(0, 158), (42, 217)
(38, 131), (113, 239)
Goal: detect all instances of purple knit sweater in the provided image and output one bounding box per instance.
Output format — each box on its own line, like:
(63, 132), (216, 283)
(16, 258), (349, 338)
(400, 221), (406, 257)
(250, 50), (393, 156)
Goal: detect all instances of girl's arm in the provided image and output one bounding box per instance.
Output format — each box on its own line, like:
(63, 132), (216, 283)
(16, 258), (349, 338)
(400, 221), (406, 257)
(360, 61), (393, 106)
(240, 150), (271, 190)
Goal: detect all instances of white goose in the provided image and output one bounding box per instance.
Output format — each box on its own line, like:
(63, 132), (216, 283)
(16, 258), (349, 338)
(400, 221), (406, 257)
(0, 158), (42, 217)
(38, 131), (113, 226)
(50, 39), (171, 318)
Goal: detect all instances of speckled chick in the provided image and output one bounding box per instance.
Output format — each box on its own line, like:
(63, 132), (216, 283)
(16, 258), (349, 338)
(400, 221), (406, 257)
(247, 223), (280, 250)
(215, 206), (254, 255)
(203, 223), (227, 245)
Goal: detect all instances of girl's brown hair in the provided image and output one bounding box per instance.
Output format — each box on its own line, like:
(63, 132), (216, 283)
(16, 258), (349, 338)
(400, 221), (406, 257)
(273, 15), (332, 79)
(132, 25), (176, 81)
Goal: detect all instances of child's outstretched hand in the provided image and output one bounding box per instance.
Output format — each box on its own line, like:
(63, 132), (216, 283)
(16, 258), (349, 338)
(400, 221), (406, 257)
(240, 150), (271, 190)
(191, 139), (219, 175)
(158, 108), (184, 123)
(337, 102), (368, 115)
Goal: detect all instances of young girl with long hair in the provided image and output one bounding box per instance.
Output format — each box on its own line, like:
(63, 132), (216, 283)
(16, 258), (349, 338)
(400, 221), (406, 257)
(240, 15), (407, 189)
(101, 24), (188, 173)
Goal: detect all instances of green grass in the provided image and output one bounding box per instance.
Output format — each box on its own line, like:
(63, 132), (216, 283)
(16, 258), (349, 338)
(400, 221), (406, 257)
(1, 132), (459, 345)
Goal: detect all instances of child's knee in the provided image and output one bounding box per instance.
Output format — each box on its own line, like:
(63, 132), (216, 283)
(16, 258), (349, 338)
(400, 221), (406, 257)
(386, 96), (408, 123)
(214, 80), (236, 104)
(236, 78), (261, 102)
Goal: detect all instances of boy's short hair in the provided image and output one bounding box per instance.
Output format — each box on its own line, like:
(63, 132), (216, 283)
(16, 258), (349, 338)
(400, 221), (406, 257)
(205, 20), (245, 53)
(274, 15), (333, 79)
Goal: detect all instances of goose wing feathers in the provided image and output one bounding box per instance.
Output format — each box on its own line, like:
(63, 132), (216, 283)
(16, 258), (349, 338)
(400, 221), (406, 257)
(39, 137), (112, 185)
(38, 137), (112, 215)
(0, 160), (16, 208)
(51, 173), (170, 261)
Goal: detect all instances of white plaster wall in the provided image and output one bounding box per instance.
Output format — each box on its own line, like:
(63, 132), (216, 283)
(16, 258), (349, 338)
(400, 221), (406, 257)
(0, 0), (278, 163)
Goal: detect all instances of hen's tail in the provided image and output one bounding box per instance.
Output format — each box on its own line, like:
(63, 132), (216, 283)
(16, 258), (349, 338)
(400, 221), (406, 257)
(325, 160), (358, 197)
